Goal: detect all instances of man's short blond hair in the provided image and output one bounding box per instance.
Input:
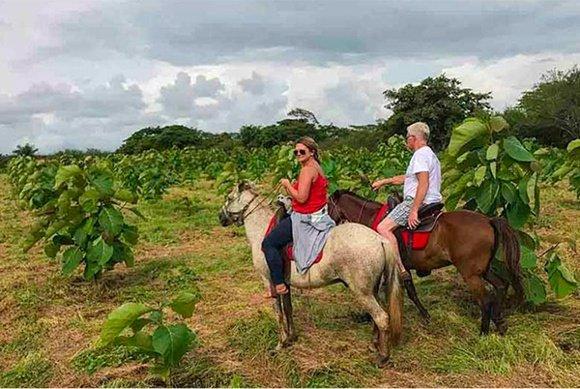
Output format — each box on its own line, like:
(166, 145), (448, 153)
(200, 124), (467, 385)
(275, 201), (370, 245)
(407, 122), (430, 140)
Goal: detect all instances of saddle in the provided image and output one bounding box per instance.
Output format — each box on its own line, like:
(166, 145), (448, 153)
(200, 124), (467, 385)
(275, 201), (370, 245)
(383, 195), (444, 275)
(371, 194), (444, 276)
(264, 204), (324, 265)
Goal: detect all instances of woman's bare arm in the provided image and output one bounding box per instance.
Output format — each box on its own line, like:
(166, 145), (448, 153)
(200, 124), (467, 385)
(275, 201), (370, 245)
(285, 167), (317, 203)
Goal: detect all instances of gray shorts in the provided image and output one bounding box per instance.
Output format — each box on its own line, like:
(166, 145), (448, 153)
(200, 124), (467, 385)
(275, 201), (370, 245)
(386, 197), (414, 226)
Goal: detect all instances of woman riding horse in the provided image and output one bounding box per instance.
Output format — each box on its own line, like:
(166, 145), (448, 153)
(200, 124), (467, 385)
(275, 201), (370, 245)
(262, 137), (336, 296)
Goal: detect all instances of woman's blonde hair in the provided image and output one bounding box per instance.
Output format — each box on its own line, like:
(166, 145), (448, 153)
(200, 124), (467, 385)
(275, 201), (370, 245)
(296, 136), (321, 164)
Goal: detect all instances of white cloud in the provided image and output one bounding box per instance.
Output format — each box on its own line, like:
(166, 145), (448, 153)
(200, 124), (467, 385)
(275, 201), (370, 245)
(443, 53), (580, 110)
(0, 1), (578, 154)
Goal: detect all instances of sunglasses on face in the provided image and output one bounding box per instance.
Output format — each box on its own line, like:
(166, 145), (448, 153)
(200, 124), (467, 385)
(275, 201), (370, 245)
(293, 149), (308, 156)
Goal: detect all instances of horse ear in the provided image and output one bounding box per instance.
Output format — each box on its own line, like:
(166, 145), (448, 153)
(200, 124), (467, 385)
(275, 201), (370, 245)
(237, 181), (254, 192)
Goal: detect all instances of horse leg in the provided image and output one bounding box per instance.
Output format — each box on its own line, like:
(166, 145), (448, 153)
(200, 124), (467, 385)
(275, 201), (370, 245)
(273, 296), (290, 350)
(463, 275), (495, 335)
(483, 270), (508, 335)
(352, 291), (392, 366)
(402, 275), (431, 323)
(281, 290), (297, 344)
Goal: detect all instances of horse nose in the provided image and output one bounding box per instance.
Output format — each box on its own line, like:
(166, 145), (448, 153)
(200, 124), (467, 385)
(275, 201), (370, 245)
(218, 209), (229, 226)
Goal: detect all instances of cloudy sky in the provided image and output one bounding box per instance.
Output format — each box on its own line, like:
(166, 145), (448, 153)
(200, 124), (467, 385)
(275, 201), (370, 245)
(1, 1), (579, 153)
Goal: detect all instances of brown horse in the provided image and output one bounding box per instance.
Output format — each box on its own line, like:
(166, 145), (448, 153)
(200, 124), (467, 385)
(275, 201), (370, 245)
(328, 190), (524, 335)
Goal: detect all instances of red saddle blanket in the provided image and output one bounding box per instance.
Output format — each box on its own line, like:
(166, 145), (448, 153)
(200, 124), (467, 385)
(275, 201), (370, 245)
(264, 216), (324, 264)
(370, 203), (432, 251)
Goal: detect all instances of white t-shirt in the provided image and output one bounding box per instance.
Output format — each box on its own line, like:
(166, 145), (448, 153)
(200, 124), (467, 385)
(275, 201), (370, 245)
(403, 146), (442, 204)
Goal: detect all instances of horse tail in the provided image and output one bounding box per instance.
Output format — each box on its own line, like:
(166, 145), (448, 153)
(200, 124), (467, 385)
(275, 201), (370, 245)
(382, 242), (403, 345)
(490, 217), (525, 304)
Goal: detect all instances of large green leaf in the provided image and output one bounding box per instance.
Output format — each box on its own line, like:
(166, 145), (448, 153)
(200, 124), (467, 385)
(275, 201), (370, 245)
(476, 181), (498, 215)
(87, 236), (114, 265)
(91, 171), (114, 196)
(116, 331), (155, 354)
(169, 292), (198, 318)
(486, 143), (499, 161)
(448, 118), (488, 157)
(44, 241), (59, 258)
(473, 166), (487, 186)
(79, 189), (101, 213)
(523, 272), (547, 305)
(152, 324), (195, 367)
(505, 199), (530, 229)
(54, 165), (82, 189)
(489, 116), (509, 133)
(520, 245), (537, 269)
(114, 189), (138, 204)
(73, 217), (95, 247)
(100, 303), (153, 346)
(503, 136), (535, 162)
(98, 206), (124, 236)
(500, 182), (518, 204)
(545, 253), (578, 299)
(121, 225), (139, 245)
(62, 247), (83, 276)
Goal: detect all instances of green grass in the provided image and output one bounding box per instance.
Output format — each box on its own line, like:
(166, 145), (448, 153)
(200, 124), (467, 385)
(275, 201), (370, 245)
(172, 355), (255, 387)
(71, 345), (152, 375)
(0, 320), (46, 356)
(0, 176), (578, 387)
(228, 310), (279, 357)
(0, 353), (53, 387)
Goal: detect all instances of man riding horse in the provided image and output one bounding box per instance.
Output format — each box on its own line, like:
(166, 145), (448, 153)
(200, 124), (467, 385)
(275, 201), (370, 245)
(372, 122), (442, 281)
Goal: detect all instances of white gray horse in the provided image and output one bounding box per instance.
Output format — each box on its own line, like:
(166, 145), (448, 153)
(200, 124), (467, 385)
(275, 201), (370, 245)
(219, 182), (404, 364)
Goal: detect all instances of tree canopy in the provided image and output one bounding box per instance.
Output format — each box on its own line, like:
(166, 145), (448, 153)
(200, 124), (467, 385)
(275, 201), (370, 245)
(116, 125), (237, 154)
(511, 66), (580, 147)
(12, 143), (38, 157)
(383, 74), (492, 151)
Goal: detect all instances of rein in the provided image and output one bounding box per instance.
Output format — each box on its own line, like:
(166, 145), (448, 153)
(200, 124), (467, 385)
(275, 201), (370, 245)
(236, 183), (282, 223)
(357, 199), (369, 224)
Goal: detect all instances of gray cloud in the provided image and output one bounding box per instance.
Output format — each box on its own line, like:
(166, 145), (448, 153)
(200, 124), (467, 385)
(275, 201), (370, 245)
(0, 77), (152, 153)
(0, 1), (578, 154)
(158, 72), (226, 117)
(238, 71), (266, 95)
(31, 1), (580, 66)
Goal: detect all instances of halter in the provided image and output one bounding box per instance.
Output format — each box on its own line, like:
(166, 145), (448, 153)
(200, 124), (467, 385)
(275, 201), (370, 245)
(224, 184), (281, 225)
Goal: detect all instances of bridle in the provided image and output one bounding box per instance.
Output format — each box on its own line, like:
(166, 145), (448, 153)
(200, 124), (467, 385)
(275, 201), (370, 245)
(223, 184), (281, 225)
(328, 195), (346, 224)
(328, 191), (369, 225)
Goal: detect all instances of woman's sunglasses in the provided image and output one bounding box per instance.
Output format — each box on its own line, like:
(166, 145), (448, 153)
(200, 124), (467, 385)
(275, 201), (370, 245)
(293, 149), (308, 156)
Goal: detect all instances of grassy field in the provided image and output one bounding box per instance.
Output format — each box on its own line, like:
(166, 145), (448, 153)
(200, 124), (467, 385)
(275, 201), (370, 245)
(0, 175), (578, 387)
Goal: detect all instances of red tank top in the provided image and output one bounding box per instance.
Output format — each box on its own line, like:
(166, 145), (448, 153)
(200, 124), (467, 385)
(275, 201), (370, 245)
(291, 172), (329, 214)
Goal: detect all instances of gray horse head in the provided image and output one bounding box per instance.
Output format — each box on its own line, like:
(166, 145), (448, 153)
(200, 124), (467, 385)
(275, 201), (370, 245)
(219, 181), (257, 227)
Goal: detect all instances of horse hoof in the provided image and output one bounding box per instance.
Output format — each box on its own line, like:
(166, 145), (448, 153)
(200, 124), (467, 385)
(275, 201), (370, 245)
(496, 322), (508, 336)
(377, 356), (393, 368)
(420, 313), (431, 324)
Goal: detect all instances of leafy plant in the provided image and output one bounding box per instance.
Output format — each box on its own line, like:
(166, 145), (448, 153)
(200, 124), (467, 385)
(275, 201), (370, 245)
(551, 139), (580, 198)
(14, 160), (141, 280)
(444, 116), (577, 303)
(444, 116), (539, 228)
(99, 292), (198, 383)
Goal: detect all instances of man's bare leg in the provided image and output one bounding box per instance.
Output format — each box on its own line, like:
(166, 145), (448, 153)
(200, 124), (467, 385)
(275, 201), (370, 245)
(376, 217), (410, 279)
